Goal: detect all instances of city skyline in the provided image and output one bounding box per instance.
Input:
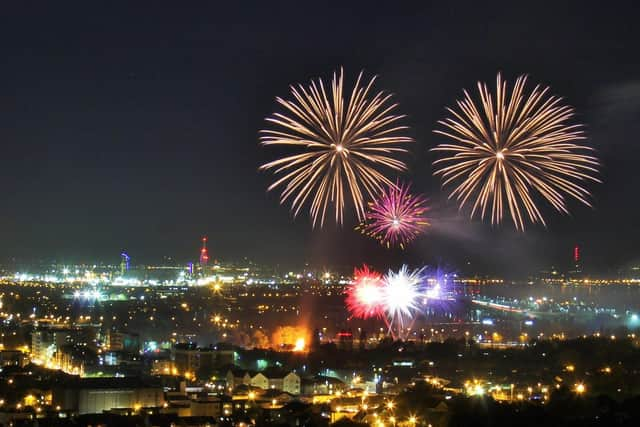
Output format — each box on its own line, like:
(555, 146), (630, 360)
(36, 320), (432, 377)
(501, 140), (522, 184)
(0, 235), (631, 279)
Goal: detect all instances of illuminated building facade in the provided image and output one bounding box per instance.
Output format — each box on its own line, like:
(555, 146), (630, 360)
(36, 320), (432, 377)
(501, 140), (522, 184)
(53, 377), (164, 415)
(106, 330), (140, 352)
(568, 244), (583, 280)
(199, 237), (209, 269)
(172, 343), (236, 378)
(249, 370), (301, 395)
(0, 349), (29, 367)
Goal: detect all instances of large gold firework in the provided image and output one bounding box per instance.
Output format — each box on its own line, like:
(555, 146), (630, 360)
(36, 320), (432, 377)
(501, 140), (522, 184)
(432, 73), (600, 230)
(260, 69), (412, 227)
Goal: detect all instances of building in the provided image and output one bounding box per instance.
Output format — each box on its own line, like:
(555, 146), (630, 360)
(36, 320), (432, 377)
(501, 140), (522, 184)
(567, 245), (583, 280)
(0, 350), (29, 367)
(106, 330), (140, 352)
(188, 396), (223, 417)
(226, 368), (253, 390)
(249, 369), (301, 395)
(150, 358), (175, 376)
(53, 377), (164, 415)
(172, 343), (199, 376)
(301, 375), (347, 395)
(282, 372), (301, 395)
(172, 343), (236, 377)
(250, 372), (270, 390)
(31, 328), (69, 363)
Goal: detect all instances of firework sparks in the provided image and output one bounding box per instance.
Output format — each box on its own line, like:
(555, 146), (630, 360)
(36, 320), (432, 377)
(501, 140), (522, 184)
(345, 264), (450, 340)
(425, 282), (441, 300)
(357, 181), (429, 249)
(260, 68), (412, 227)
(382, 265), (425, 340)
(432, 73), (600, 230)
(345, 265), (385, 319)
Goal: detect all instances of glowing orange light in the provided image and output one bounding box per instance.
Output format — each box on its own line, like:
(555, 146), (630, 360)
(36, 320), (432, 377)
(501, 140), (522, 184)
(293, 338), (305, 352)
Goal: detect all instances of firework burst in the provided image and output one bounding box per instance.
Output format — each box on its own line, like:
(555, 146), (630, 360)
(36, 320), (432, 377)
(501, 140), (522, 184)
(432, 73), (600, 230)
(382, 265), (425, 340)
(345, 265), (385, 319)
(260, 68), (412, 227)
(357, 181), (429, 249)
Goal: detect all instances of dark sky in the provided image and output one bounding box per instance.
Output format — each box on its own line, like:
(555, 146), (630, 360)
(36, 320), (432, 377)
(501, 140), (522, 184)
(1, 2), (639, 275)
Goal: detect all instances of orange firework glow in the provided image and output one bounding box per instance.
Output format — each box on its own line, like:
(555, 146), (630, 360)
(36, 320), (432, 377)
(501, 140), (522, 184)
(293, 338), (306, 352)
(272, 326), (309, 352)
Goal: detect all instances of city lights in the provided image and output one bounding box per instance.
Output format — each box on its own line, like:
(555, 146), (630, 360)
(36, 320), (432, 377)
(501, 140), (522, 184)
(1, 257), (640, 425)
(0, 232), (638, 427)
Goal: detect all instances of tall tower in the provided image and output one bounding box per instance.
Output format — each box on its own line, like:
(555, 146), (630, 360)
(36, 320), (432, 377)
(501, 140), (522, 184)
(199, 237), (209, 269)
(120, 252), (130, 276)
(569, 244), (582, 279)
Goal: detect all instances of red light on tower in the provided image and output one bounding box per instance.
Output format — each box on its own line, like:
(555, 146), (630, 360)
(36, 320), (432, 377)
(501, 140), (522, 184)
(573, 245), (580, 263)
(200, 237), (209, 267)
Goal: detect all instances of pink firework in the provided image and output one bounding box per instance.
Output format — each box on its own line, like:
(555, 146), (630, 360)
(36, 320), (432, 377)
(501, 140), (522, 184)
(358, 182), (429, 249)
(345, 265), (385, 319)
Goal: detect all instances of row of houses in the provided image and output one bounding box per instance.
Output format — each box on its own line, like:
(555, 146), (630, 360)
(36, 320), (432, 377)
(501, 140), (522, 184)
(226, 367), (301, 394)
(226, 368), (349, 396)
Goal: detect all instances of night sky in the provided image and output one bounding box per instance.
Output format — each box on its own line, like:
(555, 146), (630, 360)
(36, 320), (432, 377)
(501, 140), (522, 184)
(1, 2), (639, 275)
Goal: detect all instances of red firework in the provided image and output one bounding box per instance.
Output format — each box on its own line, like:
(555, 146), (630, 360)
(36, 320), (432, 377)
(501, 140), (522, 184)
(357, 181), (429, 249)
(345, 265), (385, 319)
